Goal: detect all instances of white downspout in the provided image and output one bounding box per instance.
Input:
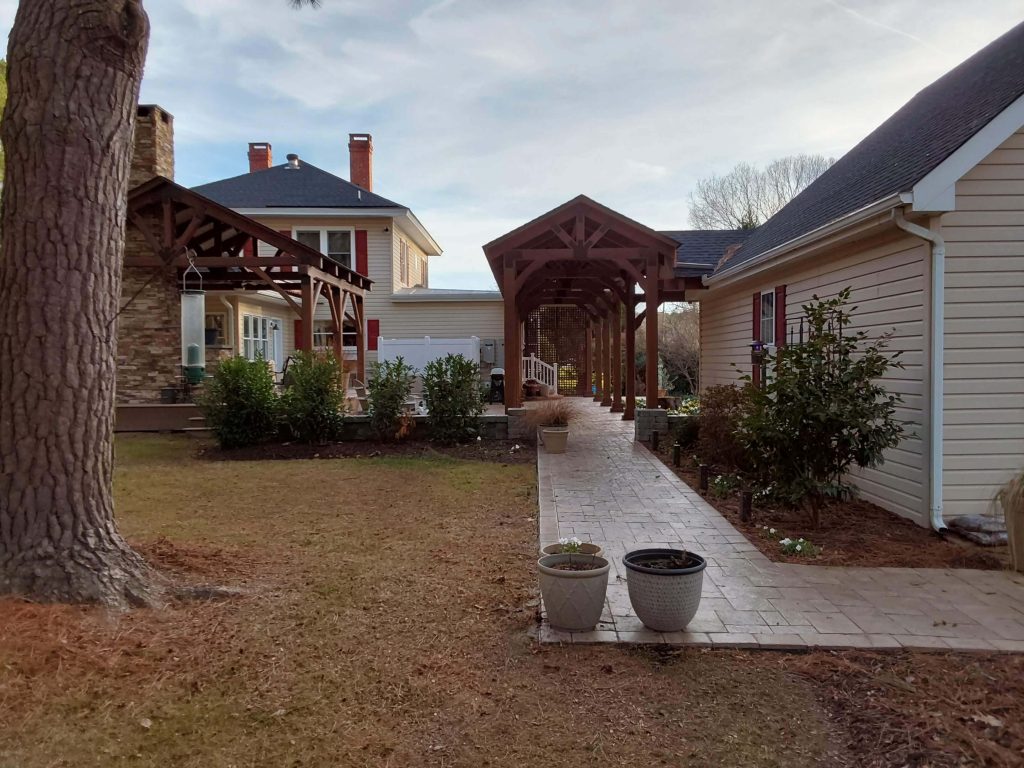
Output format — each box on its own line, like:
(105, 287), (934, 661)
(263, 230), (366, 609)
(893, 209), (948, 533)
(220, 295), (236, 349)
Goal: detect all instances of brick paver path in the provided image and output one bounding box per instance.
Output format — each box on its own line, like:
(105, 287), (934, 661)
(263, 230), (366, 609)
(537, 399), (1024, 650)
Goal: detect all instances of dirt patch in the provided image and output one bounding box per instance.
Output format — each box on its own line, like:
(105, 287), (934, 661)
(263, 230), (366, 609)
(202, 437), (536, 465)
(788, 651), (1024, 767)
(651, 445), (1007, 570)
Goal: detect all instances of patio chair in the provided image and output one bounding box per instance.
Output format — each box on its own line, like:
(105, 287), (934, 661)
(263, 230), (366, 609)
(350, 378), (369, 414)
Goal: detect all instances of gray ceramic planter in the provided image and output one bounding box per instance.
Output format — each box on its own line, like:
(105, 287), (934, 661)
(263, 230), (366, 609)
(623, 548), (706, 632)
(538, 553), (610, 631)
(541, 427), (569, 453)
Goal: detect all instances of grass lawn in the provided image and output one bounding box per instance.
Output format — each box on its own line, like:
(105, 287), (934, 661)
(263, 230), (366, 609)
(1, 436), (1022, 767)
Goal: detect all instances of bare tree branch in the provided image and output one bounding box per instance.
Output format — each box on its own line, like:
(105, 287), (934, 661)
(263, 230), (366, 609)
(688, 154), (835, 230)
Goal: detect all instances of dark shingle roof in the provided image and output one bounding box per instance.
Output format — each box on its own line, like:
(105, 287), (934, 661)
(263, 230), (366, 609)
(192, 160), (405, 209)
(721, 19), (1024, 274)
(663, 229), (754, 276)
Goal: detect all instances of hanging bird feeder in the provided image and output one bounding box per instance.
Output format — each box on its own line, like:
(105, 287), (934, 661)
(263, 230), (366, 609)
(180, 249), (206, 386)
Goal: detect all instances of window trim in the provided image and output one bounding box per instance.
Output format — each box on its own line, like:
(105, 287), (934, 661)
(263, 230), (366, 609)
(292, 226), (355, 270)
(398, 238), (410, 286)
(759, 289), (775, 347)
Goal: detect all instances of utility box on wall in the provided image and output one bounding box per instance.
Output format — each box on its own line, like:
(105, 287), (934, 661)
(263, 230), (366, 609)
(481, 339), (496, 364)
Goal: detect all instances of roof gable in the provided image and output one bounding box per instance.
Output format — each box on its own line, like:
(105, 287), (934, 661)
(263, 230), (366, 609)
(721, 19), (1024, 274)
(192, 160), (404, 209)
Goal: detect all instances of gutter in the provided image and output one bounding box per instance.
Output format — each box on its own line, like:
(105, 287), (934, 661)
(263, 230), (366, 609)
(893, 208), (948, 534)
(704, 194), (902, 287)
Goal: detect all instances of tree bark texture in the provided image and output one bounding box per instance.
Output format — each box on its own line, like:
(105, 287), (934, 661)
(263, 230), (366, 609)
(0, 0), (153, 606)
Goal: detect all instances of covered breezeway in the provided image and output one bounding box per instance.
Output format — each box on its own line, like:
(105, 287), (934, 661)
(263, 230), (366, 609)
(483, 195), (700, 418)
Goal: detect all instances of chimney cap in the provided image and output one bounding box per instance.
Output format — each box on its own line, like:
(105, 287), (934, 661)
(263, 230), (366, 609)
(285, 153), (300, 169)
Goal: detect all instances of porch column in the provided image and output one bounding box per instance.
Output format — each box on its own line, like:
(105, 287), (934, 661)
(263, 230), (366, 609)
(594, 316), (605, 402)
(611, 302), (623, 413)
(601, 312), (613, 407)
(624, 288), (637, 420)
(299, 279), (316, 351)
(503, 260), (522, 409)
(644, 261), (660, 406)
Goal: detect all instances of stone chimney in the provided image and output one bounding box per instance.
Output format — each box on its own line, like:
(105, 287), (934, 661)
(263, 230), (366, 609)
(130, 105), (174, 189)
(348, 133), (373, 191)
(248, 142), (273, 172)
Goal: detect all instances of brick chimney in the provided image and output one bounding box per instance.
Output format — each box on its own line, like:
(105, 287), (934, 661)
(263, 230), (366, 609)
(248, 142), (273, 172)
(348, 133), (373, 191)
(130, 105), (174, 188)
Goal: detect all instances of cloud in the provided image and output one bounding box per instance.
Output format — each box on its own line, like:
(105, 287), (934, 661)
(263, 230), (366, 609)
(0, 1), (1021, 288)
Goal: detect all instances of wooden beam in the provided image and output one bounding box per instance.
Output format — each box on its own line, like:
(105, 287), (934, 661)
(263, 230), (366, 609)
(624, 287), (637, 420)
(644, 255), (661, 406)
(611, 301), (623, 413)
(243, 266), (303, 317)
(601, 315), (613, 407)
(299, 280), (315, 352)
(503, 261), (521, 409)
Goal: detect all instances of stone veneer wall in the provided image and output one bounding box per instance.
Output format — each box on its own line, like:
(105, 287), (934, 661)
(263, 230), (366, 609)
(634, 408), (668, 443)
(117, 105), (180, 404)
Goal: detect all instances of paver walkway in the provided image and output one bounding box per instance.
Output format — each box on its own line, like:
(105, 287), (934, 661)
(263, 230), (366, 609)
(537, 399), (1024, 650)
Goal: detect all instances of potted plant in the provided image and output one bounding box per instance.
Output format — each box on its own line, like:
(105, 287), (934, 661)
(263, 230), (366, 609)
(523, 398), (578, 454)
(542, 536), (604, 558)
(538, 537), (610, 631)
(622, 548), (706, 631)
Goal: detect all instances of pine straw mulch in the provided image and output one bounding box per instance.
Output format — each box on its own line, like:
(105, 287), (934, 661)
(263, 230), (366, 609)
(202, 437), (536, 465)
(650, 443), (1008, 570)
(2, 435), (1023, 767)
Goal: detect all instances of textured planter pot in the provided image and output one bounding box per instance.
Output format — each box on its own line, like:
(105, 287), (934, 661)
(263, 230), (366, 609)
(538, 554), (610, 631)
(541, 542), (604, 558)
(623, 548), (706, 632)
(541, 427), (569, 453)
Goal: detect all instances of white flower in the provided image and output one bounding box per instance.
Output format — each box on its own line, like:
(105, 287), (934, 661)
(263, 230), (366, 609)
(477, 435), (482, 441)
(798, 538), (805, 542)
(769, 528), (776, 534)
(795, 544), (803, 552)
(779, 538), (791, 546)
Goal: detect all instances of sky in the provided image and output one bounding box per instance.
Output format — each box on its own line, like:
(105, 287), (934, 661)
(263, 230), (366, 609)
(0, 1), (1021, 289)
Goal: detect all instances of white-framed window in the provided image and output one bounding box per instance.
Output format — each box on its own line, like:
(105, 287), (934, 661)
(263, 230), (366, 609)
(398, 239), (410, 285)
(760, 290), (775, 346)
(243, 314), (271, 361)
(293, 227), (354, 270)
(313, 321), (334, 349)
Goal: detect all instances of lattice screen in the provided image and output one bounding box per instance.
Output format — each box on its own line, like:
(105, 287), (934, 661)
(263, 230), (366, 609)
(524, 305), (589, 395)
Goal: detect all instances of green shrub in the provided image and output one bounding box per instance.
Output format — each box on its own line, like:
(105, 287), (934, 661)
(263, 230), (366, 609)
(199, 356), (279, 449)
(280, 350), (347, 444)
(423, 354), (484, 443)
(368, 357), (415, 441)
(709, 473), (741, 499)
(738, 288), (906, 527)
(697, 384), (751, 470)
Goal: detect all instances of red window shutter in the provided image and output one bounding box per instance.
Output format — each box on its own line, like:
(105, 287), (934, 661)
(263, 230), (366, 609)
(367, 318), (380, 351)
(294, 319), (304, 349)
(243, 237), (254, 258)
(355, 230), (368, 275)
(774, 284), (787, 348)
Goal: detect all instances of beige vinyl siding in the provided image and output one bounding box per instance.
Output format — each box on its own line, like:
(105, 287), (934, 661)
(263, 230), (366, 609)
(383, 301), (504, 341)
(252, 215), (393, 366)
(392, 227), (428, 292)
(699, 235), (929, 523)
(941, 127), (1024, 517)
(232, 294), (295, 370)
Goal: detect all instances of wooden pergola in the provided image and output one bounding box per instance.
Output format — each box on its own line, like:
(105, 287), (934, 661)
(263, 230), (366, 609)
(126, 176), (372, 380)
(483, 195), (698, 418)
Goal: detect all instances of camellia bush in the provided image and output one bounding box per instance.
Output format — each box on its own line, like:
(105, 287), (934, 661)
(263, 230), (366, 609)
(422, 353), (484, 443)
(199, 356), (280, 449)
(280, 350), (347, 444)
(738, 288), (906, 528)
(367, 357), (415, 441)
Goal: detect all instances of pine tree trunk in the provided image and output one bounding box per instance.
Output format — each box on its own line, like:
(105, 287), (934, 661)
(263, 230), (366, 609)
(0, 0), (155, 607)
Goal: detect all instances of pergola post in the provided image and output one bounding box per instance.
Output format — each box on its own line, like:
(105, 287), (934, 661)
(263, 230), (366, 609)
(644, 259), (660, 406)
(299, 279), (315, 352)
(601, 312), (613, 408)
(354, 294), (366, 382)
(611, 302), (623, 413)
(582, 317), (593, 397)
(503, 260), (522, 409)
(624, 287), (637, 420)
(594, 316), (605, 402)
